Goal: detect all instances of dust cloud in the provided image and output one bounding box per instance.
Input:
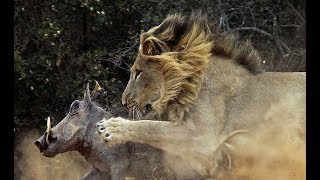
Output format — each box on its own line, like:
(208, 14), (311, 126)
(219, 123), (306, 180)
(14, 126), (305, 180)
(14, 128), (91, 180)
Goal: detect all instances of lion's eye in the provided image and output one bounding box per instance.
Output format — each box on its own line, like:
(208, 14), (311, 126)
(135, 70), (142, 80)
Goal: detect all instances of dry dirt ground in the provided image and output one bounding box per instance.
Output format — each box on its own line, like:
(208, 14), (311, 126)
(14, 128), (91, 180)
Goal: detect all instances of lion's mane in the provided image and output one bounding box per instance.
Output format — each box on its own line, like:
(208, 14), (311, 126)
(139, 11), (263, 122)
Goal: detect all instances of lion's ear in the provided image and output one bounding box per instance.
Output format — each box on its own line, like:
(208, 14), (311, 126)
(141, 35), (169, 56)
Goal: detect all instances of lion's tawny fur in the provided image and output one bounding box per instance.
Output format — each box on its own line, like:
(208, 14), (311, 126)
(98, 11), (306, 179)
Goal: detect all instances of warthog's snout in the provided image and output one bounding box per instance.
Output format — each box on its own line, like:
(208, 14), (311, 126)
(34, 134), (47, 153)
(34, 132), (57, 153)
(35, 117), (57, 154)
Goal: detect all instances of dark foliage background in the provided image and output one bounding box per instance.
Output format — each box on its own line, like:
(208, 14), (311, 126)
(14, 0), (305, 133)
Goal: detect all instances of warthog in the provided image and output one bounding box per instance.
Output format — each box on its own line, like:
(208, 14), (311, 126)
(34, 82), (202, 180)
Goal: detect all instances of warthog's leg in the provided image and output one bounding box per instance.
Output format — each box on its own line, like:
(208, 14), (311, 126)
(81, 168), (111, 180)
(110, 159), (129, 180)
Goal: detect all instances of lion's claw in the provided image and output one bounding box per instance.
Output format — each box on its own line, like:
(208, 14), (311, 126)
(96, 117), (131, 147)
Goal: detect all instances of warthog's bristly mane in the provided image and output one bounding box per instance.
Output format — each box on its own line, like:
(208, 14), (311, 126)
(138, 11), (263, 120)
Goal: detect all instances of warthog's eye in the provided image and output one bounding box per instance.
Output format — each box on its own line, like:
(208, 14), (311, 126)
(69, 100), (80, 115)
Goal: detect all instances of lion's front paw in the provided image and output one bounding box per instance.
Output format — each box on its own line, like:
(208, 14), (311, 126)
(96, 117), (131, 147)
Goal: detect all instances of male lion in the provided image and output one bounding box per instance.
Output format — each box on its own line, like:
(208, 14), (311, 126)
(98, 12), (306, 179)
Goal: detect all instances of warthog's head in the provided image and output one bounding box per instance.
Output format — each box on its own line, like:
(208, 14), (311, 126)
(34, 82), (108, 157)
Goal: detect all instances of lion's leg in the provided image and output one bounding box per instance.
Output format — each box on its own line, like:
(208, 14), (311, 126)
(97, 117), (219, 175)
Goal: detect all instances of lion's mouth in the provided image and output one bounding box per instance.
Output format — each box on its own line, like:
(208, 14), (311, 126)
(128, 102), (153, 119)
(144, 103), (153, 115)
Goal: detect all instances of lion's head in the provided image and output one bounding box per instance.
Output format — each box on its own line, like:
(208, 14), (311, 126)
(122, 11), (262, 122)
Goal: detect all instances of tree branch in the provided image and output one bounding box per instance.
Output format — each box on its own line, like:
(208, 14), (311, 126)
(229, 27), (291, 56)
(231, 27), (272, 38)
(100, 41), (139, 70)
(287, 0), (306, 23)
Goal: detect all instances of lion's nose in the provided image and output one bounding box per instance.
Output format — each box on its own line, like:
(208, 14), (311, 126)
(122, 92), (130, 107)
(121, 97), (127, 107)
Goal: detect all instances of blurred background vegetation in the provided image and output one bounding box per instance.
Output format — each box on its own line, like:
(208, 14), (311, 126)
(14, 0), (305, 133)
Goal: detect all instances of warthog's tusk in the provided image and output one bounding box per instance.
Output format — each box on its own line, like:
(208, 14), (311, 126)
(46, 117), (51, 145)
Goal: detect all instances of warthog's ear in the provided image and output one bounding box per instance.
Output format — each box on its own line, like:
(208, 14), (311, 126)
(83, 83), (91, 105)
(140, 33), (169, 56)
(91, 80), (103, 101)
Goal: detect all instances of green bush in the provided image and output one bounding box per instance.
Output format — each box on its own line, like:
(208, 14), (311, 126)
(14, 0), (305, 132)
